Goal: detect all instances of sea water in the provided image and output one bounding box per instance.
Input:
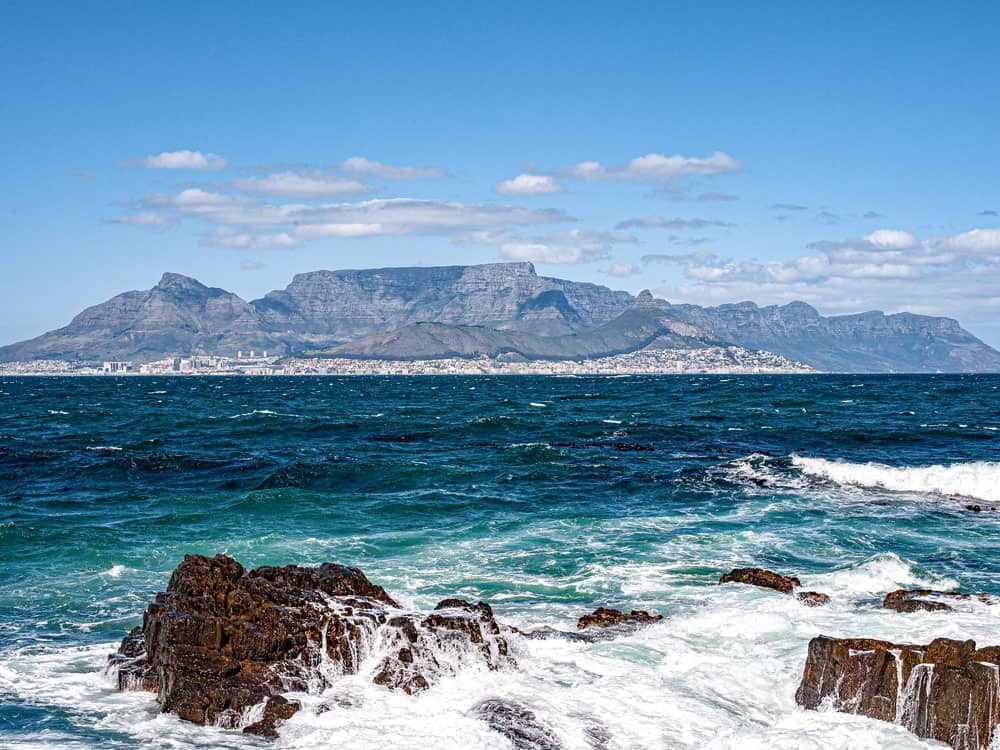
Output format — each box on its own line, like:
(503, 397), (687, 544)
(0, 374), (998, 749)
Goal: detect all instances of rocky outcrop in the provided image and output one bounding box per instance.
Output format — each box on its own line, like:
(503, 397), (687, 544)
(719, 567), (829, 606)
(577, 607), (663, 629)
(719, 567), (800, 593)
(796, 636), (1000, 750)
(883, 588), (997, 613)
(108, 554), (513, 738)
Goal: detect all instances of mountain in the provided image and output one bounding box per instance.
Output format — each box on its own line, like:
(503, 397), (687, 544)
(658, 299), (1000, 372)
(253, 262), (632, 341)
(2, 263), (999, 372)
(0, 273), (284, 362)
(319, 291), (720, 361)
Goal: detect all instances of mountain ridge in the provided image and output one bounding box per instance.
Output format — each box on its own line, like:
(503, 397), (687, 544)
(2, 263), (998, 372)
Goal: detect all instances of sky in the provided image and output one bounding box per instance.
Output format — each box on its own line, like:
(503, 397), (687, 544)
(2, 1), (999, 346)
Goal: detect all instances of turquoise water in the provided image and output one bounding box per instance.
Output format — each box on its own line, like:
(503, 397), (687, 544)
(1, 374), (998, 749)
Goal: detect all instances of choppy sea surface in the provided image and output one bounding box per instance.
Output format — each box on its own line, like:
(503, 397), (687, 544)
(1, 374), (998, 749)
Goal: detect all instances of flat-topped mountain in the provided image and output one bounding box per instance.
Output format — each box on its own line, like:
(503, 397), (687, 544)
(2, 263), (998, 372)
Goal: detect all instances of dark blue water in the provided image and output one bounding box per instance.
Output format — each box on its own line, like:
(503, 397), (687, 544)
(1, 375), (998, 749)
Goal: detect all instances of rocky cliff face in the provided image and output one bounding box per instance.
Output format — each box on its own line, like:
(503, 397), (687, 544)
(254, 262), (632, 342)
(2, 263), (998, 371)
(796, 635), (1000, 750)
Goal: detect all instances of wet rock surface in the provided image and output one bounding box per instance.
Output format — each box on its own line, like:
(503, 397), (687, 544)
(720, 567), (830, 605)
(109, 554), (512, 738)
(473, 699), (563, 750)
(882, 588), (996, 613)
(795, 591), (830, 607)
(796, 635), (1000, 750)
(719, 567), (800, 593)
(576, 607), (663, 629)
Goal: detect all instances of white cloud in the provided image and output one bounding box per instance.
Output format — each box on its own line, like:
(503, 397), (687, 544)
(602, 262), (641, 277)
(494, 174), (564, 196)
(863, 229), (918, 250)
(615, 216), (734, 230)
(110, 213), (179, 231)
(240, 259), (265, 270)
(138, 192), (573, 249)
(931, 228), (1000, 254)
(230, 172), (371, 199)
(566, 151), (741, 183)
(143, 150), (227, 170)
(498, 229), (635, 265)
(338, 156), (447, 180)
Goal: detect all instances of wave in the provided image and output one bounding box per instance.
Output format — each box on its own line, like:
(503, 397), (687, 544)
(792, 455), (1000, 503)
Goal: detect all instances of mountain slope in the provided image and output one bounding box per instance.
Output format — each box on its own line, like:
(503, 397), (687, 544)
(0, 274), (282, 362)
(659, 299), (1000, 372)
(320, 292), (722, 361)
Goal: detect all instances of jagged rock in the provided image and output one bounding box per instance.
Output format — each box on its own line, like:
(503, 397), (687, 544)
(109, 554), (512, 738)
(795, 591), (831, 607)
(577, 607), (663, 629)
(473, 699), (563, 750)
(719, 567), (801, 594)
(883, 588), (996, 613)
(796, 635), (1000, 750)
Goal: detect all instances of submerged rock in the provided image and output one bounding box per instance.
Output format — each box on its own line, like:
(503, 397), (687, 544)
(883, 588), (996, 613)
(796, 635), (1000, 750)
(473, 699), (563, 750)
(795, 591), (830, 607)
(577, 607), (663, 629)
(109, 554), (512, 738)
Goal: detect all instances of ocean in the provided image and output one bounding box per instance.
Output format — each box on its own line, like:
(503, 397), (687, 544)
(1, 374), (998, 749)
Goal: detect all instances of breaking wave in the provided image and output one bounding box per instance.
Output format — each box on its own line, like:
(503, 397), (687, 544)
(792, 455), (1000, 503)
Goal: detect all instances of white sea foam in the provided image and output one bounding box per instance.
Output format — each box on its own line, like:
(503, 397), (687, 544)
(85, 446), (122, 452)
(5, 553), (992, 750)
(792, 455), (1000, 503)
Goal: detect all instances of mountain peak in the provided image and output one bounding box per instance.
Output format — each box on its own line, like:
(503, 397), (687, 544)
(155, 272), (207, 292)
(634, 289), (656, 306)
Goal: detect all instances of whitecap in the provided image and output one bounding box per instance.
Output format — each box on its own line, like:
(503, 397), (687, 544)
(792, 455), (1000, 502)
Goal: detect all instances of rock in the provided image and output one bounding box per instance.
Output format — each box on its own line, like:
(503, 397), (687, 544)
(110, 554), (512, 738)
(796, 635), (1000, 750)
(243, 695), (300, 739)
(473, 699), (563, 750)
(882, 589), (997, 613)
(577, 607), (663, 629)
(719, 567), (832, 606)
(719, 567), (801, 594)
(795, 591), (830, 607)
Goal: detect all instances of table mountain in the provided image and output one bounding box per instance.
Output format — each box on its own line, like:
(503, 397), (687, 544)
(2, 263), (998, 372)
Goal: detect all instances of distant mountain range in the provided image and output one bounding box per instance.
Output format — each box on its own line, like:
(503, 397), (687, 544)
(2, 262), (998, 372)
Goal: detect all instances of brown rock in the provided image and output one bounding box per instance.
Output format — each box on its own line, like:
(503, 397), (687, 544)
(110, 554), (512, 738)
(576, 607), (663, 629)
(796, 635), (1000, 750)
(719, 567), (801, 594)
(795, 591), (830, 607)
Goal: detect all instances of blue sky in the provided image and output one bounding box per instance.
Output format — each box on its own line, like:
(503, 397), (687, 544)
(3, 1), (999, 345)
